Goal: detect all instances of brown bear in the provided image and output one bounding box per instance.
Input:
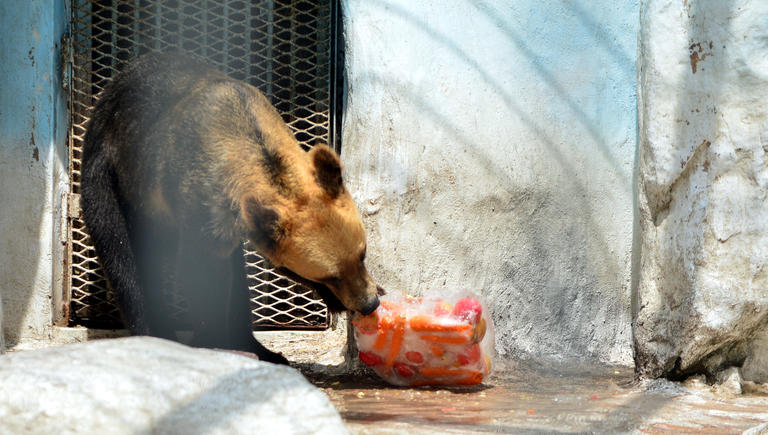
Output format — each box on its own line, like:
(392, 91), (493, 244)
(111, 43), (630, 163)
(80, 53), (381, 363)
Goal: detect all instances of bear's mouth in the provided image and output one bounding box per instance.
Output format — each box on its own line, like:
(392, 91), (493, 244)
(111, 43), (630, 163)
(274, 267), (346, 313)
(311, 284), (347, 313)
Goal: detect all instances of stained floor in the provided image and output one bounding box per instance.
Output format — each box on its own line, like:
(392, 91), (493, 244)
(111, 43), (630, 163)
(309, 363), (768, 434)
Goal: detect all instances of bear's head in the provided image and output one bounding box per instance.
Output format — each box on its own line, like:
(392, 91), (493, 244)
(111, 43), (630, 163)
(241, 144), (381, 315)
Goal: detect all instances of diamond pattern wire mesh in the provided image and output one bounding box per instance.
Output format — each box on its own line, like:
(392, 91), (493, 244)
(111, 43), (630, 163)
(68, 0), (335, 330)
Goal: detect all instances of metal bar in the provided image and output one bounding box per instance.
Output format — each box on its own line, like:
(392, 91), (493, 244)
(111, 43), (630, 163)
(153, 0), (160, 51)
(244, 0), (251, 81)
(266, 0), (274, 98)
(329, 0), (342, 153)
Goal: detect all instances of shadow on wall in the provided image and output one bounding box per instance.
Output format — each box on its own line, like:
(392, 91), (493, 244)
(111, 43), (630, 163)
(0, 2), (66, 348)
(354, 0), (637, 362)
(471, 0), (633, 182)
(355, 73), (617, 359)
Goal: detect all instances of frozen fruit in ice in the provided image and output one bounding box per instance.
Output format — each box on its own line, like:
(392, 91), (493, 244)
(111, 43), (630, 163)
(453, 298), (483, 322)
(352, 313), (378, 334)
(359, 351), (383, 366)
(472, 317), (487, 342)
(457, 344), (482, 366)
(405, 351), (424, 364)
(394, 363), (415, 378)
(433, 301), (454, 316)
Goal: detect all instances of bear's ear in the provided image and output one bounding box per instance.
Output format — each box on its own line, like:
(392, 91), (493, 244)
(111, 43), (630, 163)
(310, 143), (343, 199)
(241, 194), (284, 252)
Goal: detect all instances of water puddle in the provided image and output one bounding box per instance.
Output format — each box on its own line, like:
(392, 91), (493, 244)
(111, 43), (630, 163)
(309, 363), (768, 434)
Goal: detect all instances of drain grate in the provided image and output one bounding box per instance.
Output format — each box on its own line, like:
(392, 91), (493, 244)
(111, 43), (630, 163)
(67, 0), (338, 330)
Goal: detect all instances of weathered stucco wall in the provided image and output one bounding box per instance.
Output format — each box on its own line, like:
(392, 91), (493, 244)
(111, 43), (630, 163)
(341, 0), (639, 365)
(635, 0), (768, 379)
(0, 1), (68, 347)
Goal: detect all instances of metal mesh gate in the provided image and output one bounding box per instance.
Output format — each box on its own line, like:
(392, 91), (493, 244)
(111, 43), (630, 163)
(67, 0), (340, 330)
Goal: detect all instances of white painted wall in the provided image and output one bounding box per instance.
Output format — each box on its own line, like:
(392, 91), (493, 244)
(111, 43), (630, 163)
(341, 0), (639, 365)
(635, 0), (768, 379)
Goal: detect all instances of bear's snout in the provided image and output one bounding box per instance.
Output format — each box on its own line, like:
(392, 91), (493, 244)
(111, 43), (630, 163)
(359, 296), (380, 316)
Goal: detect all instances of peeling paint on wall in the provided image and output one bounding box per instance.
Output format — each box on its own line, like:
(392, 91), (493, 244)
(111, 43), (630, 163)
(689, 41), (713, 74)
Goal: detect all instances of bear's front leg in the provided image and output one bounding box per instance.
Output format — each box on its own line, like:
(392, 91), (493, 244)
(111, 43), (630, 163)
(175, 232), (288, 364)
(174, 230), (234, 349)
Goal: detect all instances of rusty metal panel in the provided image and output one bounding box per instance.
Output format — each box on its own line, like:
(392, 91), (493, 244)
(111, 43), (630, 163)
(67, 0), (336, 330)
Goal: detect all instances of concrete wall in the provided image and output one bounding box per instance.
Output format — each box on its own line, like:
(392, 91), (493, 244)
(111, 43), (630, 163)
(0, 0), (69, 347)
(634, 0), (768, 379)
(341, 0), (639, 366)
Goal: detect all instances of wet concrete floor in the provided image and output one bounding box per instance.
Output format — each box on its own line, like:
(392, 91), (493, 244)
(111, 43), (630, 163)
(309, 364), (768, 434)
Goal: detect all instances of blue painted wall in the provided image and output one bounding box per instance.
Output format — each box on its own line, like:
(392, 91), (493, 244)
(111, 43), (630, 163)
(0, 0), (69, 345)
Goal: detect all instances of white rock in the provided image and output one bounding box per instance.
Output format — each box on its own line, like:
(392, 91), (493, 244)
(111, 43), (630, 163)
(682, 374), (708, 391)
(0, 337), (347, 435)
(743, 422), (768, 435)
(715, 366), (743, 397)
(742, 330), (768, 383)
(635, 0), (768, 378)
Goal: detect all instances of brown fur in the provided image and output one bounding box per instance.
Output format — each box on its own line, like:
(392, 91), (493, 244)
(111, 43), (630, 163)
(80, 53), (380, 362)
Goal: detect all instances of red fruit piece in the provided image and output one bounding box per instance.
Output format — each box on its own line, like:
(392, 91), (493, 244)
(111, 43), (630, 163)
(457, 344), (482, 366)
(394, 363), (415, 378)
(405, 351), (424, 364)
(359, 351), (383, 367)
(453, 298), (483, 322)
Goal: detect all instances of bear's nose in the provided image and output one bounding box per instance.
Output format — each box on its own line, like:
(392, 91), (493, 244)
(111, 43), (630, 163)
(359, 297), (380, 316)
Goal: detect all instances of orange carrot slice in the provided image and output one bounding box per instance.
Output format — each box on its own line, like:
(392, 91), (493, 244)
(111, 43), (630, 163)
(385, 315), (406, 365)
(374, 330), (389, 350)
(430, 345), (445, 357)
(407, 374), (484, 387)
(429, 345), (443, 357)
(374, 315), (393, 350)
(409, 315), (472, 332)
(419, 334), (470, 344)
(419, 367), (482, 377)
